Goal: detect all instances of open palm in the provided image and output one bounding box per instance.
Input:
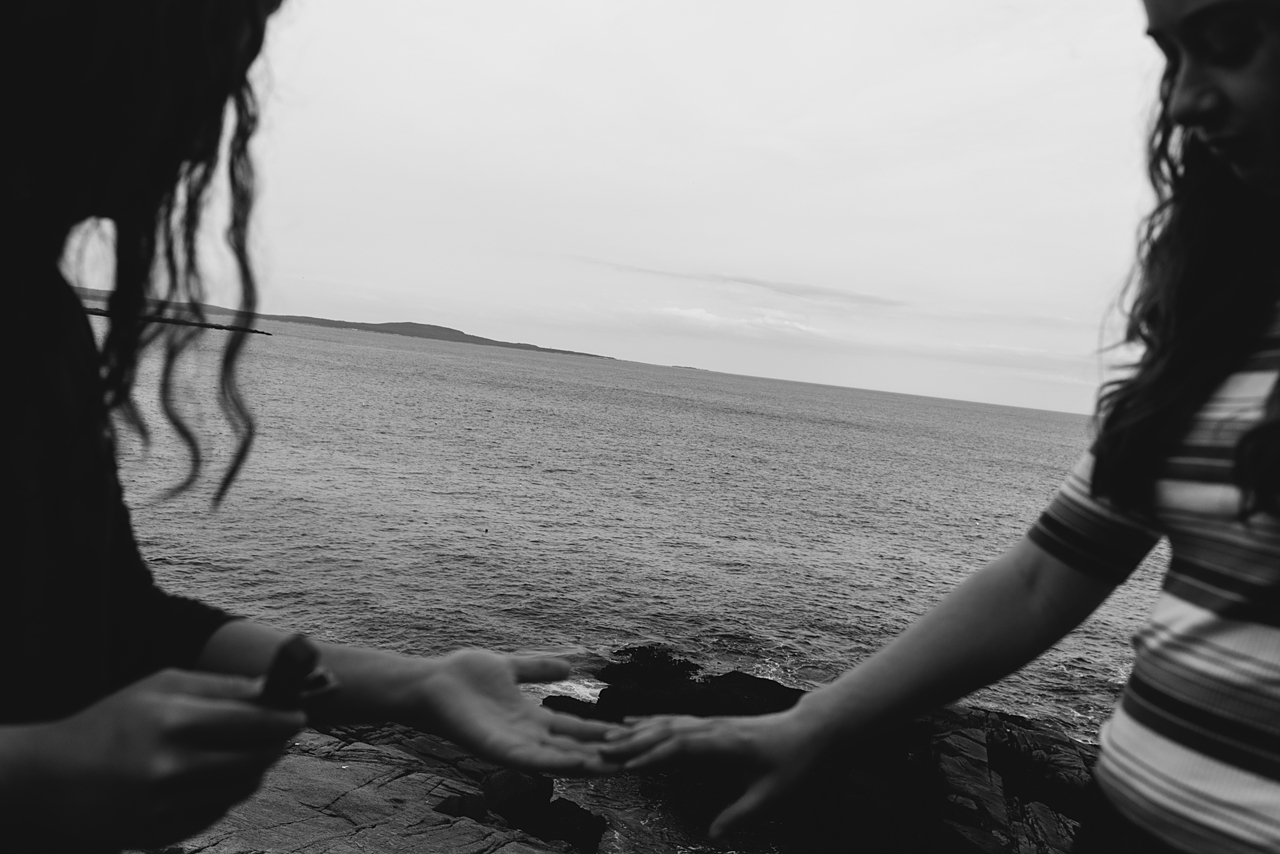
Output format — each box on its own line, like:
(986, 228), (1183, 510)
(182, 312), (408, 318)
(407, 649), (617, 774)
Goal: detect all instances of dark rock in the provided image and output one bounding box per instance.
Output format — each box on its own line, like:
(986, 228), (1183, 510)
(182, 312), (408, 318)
(143, 727), (568, 854)
(482, 770), (607, 854)
(986, 712), (1096, 817)
(543, 694), (606, 720)
(436, 792), (490, 821)
(542, 798), (608, 854)
(544, 646), (1102, 854)
(581, 645), (805, 722)
(485, 769), (555, 823)
(141, 645), (1104, 854)
(596, 645), (701, 686)
(457, 755), (499, 782)
(700, 670), (806, 716)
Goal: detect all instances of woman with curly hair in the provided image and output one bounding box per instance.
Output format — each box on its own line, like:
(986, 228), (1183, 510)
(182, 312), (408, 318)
(1, 3), (611, 850)
(608, 2), (1280, 851)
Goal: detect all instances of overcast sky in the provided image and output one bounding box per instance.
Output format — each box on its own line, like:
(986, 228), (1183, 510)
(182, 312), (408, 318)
(238, 0), (1165, 414)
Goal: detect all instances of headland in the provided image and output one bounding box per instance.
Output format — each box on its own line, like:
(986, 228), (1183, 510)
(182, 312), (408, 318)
(74, 287), (609, 359)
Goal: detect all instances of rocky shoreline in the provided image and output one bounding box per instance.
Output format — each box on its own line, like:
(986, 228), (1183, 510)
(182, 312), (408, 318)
(143, 646), (1099, 854)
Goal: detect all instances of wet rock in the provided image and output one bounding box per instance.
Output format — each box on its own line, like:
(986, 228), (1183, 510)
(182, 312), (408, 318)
(569, 645), (805, 722)
(130, 727), (566, 854)
(545, 645), (1101, 854)
(437, 792), (491, 821)
(596, 646), (700, 686)
(483, 770), (608, 854)
(543, 799), (609, 854)
(485, 769), (556, 824)
(128, 644), (1102, 854)
(543, 694), (604, 720)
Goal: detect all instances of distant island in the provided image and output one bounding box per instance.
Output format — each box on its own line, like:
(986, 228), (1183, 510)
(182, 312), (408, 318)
(245, 312), (612, 360)
(74, 287), (611, 360)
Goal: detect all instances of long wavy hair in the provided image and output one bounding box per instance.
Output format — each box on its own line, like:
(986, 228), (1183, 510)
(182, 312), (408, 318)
(1091, 65), (1280, 517)
(29, 1), (280, 501)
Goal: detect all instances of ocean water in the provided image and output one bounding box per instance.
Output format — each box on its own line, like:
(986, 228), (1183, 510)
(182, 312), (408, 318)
(110, 318), (1165, 743)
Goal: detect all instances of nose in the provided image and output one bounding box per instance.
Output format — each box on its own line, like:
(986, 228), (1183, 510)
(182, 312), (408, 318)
(1167, 62), (1227, 132)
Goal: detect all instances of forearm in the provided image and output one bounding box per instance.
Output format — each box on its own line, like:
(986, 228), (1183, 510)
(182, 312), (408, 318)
(792, 537), (1113, 744)
(195, 624), (607, 774)
(310, 641), (439, 722)
(196, 620), (437, 723)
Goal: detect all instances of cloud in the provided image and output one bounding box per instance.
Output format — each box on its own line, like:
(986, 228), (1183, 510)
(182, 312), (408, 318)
(582, 257), (1095, 332)
(653, 306), (832, 340)
(918, 307), (1100, 330)
(652, 305), (1094, 374)
(847, 337), (1100, 382)
(585, 258), (906, 309)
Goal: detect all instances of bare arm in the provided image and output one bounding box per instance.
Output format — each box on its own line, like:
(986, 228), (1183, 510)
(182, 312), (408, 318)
(197, 621), (617, 773)
(792, 535), (1114, 740)
(0, 616), (614, 849)
(605, 536), (1116, 835)
(198, 621), (424, 720)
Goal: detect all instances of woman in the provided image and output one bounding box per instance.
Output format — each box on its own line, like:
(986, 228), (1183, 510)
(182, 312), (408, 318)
(606, 2), (1280, 852)
(2, 3), (611, 851)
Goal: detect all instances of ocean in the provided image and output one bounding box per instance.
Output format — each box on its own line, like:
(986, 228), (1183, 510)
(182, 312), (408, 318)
(111, 318), (1165, 744)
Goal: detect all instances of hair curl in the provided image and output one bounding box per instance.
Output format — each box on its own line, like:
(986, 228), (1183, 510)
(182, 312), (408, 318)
(1092, 62), (1280, 518)
(40, 1), (279, 502)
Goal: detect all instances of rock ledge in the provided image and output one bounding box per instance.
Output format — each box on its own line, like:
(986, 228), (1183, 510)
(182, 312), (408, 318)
(137, 646), (1101, 854)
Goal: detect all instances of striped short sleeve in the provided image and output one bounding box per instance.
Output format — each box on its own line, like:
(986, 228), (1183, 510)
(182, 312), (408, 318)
(1027, 453), (1161, 585)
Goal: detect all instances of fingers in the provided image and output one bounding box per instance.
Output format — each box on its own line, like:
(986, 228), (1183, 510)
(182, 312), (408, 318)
(491, 719), (621, 768)
(125, 670), (305, 749)
(502, 741), (625, 777)
(710, 775), (784, 839)
(619, 736), (696, 771)
(598, 716), (709, 767)
(174, 700), (306, 748)
(605, 714), (795, 835)
(539, 729), (634, 768)
(495, 740), (594, 774)
(147, 669), (264, 701)
(599, 727), (669, 761)
(544, 711), (614, 741)
(146, 683), (305, 751)
(467, 712), (625, 776)
(509, 656), (572, 684)
(614, 714), (699, 735)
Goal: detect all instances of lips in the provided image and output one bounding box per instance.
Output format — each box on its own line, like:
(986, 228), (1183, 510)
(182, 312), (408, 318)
(1201, 134), (1251, 160)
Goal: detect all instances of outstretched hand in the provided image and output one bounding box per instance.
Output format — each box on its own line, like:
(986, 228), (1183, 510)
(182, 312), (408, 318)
(602, 710), (829, 837)
(406, 649), (618, 775)
(21, 669), (304, 849)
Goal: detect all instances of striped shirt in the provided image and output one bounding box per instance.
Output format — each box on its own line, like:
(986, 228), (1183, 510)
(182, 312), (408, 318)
(1028, 311), (1280, 854)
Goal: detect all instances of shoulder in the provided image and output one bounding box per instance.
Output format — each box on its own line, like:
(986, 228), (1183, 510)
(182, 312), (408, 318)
(1026, 451), (1162, 585)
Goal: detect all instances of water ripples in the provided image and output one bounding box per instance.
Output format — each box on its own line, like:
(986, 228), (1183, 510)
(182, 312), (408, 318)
(113, 320), (1165, 743)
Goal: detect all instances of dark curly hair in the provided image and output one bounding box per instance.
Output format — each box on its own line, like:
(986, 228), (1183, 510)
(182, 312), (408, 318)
(19, 1), (280, 501)
(1091, 58), (1280, 518)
